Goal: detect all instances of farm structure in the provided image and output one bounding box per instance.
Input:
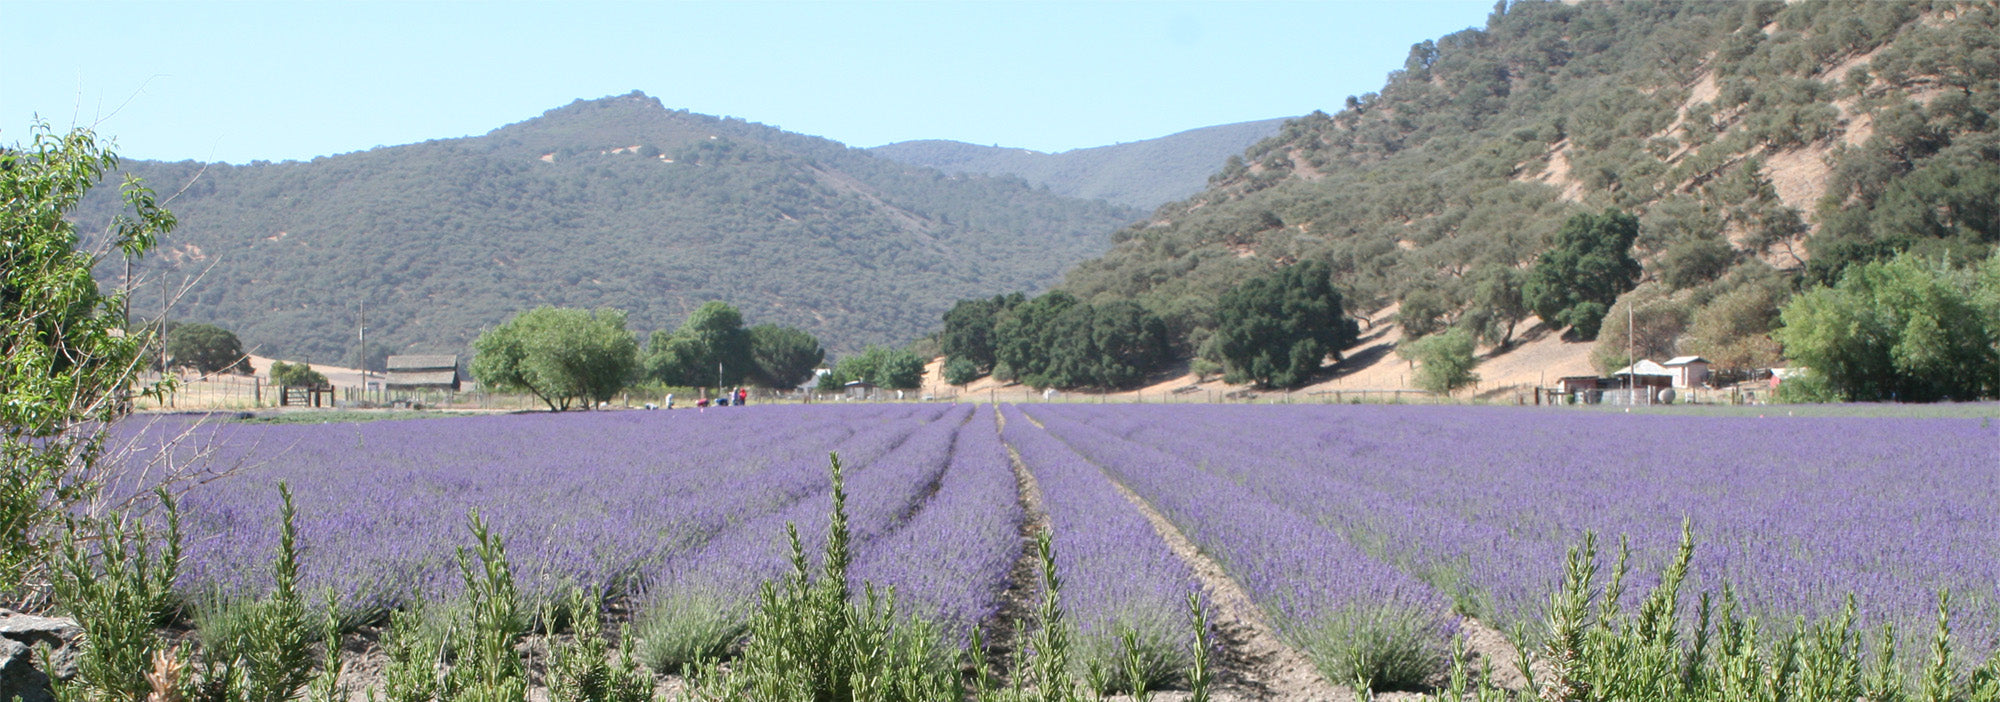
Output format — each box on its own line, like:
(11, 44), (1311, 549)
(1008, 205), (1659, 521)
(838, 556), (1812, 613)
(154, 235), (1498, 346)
(111, 403), (2000, 690)
(1662, 355), (1711, 388)
(383, 354), (462, 392)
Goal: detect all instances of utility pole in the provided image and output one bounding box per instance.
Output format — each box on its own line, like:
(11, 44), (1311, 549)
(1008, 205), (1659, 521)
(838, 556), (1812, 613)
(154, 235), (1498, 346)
(358, 296), (368, 390)
(1627, 299), (1637, 405)
(160, 274), (170, 375)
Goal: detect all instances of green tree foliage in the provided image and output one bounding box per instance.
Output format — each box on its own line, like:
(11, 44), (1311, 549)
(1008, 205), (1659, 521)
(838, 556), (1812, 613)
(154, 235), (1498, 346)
(2, 124), (174, 592)
(1774, 252), (2000, 402)
(1525, 209), (1643, 340)
(941, 357), (979, 387)
(1395, 286), (1454, 340)
(826, 346), (925, 390)
(1655, 235), (1737, 290)
(1458, 264), (1528, 348)
(1683, 268), (1791, 370)
(645, 301), (752, 388)
(993, 292), (1171, 390)
(471, 307), (639, 410)
(1211, 261), (1360, 388)
(267, 360), (328, 388)
(938, 293), (1023, 374)
(746, 324), (825, 389)
(1400, 327), (1481, 396)
(166, 322), (251, 375)
(1590, 285), (1693, 374)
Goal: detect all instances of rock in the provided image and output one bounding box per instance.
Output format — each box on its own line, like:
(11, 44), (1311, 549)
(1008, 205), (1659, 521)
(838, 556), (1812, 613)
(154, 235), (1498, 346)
(1, 636), (55, 702)
(0, 610), (83, 702)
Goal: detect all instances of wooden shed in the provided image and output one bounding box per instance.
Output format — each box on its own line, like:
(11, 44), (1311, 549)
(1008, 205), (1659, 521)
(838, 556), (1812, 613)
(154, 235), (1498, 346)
(385, 354), (461, 392)
(1662, 356), (1711, 388)
(1556, 376), (1602, 394)
(843, 380), (876, 400)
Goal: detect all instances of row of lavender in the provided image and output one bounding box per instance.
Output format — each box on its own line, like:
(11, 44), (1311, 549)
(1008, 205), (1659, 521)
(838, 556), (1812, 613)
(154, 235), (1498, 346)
(1027, 404), (2000, 659)
(113, 404), (1021, 640)
(634, 403), (1025, 662)
(1016, 405), (1456, 687)
(997, 406), (1203, 685)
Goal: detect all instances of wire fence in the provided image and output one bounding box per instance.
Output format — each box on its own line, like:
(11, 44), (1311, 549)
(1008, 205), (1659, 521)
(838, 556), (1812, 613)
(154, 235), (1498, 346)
(130, 372), (1780, 414)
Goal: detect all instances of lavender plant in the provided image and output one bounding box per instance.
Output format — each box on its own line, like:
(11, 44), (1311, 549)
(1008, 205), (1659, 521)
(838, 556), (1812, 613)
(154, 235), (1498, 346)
(1024, 405), (1452, 690)
(113, 405), (949, 618)
(1034, 403), (2000, 666)
(1000, 406), (1196, 693)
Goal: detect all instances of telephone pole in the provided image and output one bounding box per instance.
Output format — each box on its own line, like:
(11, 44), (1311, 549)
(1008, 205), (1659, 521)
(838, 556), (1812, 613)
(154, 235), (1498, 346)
(358, 296), (368, 389)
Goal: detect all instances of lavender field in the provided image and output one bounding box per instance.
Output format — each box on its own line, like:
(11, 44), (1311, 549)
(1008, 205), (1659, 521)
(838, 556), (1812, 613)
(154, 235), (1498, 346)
(121, 402), (1999, 675)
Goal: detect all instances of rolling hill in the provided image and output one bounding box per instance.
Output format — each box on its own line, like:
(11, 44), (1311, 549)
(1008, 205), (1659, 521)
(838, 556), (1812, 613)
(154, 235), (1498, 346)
(869, 117), (1289, 210)
(1053, 0), (1999, 385)
(78, 92), (1142, 366)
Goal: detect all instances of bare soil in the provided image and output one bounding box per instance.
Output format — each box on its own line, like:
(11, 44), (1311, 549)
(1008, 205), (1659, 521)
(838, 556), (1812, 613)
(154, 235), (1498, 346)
(980, 407), (1056, 680)
(1097, 472), (1351, 701)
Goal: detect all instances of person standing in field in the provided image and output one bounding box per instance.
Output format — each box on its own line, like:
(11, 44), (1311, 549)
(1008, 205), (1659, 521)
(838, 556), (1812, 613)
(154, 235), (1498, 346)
(737, 387), (747, 406)
(665, 392), (675, 409)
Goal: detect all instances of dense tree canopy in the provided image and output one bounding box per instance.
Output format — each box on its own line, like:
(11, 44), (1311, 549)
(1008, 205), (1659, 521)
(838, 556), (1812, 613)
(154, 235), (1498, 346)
(823, 346), (925, 390)
(746, 324), (825, 389)
(471, 307), (639, 411)
(938, 293), (1023, 373)
(645, 301), (753, 388)
(1211, 261), (1360, 388)
(992, 292), (1171, 390)
(1774, 252), (2000, 402)
(166, 322), (251, 375)
(1524, 210), (1643, 340)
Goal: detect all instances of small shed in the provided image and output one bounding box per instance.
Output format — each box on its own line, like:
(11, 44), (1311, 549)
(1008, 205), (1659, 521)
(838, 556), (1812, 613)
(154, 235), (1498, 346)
(385, 354), (461, 392)
(1661, 356), (1711, 388)
(1611, 359), (1675, 389)
(1556, 376), (1602, 394)
(843, 380), (877, 400)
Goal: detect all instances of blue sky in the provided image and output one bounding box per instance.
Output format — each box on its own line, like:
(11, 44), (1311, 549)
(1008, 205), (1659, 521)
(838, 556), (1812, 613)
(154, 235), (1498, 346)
(2, 1), (1494, 164)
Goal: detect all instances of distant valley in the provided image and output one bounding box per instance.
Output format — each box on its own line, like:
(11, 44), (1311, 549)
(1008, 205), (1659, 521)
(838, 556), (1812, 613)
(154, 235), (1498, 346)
(870, 118), (1288, 210)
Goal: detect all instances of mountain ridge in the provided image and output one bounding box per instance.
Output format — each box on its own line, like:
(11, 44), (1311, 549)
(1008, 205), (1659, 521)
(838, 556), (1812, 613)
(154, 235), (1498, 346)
(80, 91), (1143, 366)
(870, 117), (1289, 210)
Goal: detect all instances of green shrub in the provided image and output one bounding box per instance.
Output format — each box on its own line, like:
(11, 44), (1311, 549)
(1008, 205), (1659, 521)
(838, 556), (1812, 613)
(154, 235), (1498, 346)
(52, 490), (186, 702)
(1286, 604), (1448, 693)
(689, 453), (957, 701)
(1437, 524), (2000, 701)
(546, 588), (651, 702)
(632, 587), (748, 674)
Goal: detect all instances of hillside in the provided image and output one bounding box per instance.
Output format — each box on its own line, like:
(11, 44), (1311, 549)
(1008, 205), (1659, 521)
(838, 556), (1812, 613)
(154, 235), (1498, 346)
(79, 92), (1142, 365)
(1055, 0), (1999, 387)
(870, 118), (1289, 210)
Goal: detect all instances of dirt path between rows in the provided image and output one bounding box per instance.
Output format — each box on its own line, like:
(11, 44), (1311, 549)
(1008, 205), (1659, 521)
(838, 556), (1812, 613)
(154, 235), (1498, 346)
(1014, 407), (1532, 699)
(1098, 476), (1356, 702)
(982, 407), (1055, 680)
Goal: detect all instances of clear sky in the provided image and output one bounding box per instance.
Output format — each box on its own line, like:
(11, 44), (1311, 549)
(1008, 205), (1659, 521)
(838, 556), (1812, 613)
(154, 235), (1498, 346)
(2, 1), (1495, 164)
